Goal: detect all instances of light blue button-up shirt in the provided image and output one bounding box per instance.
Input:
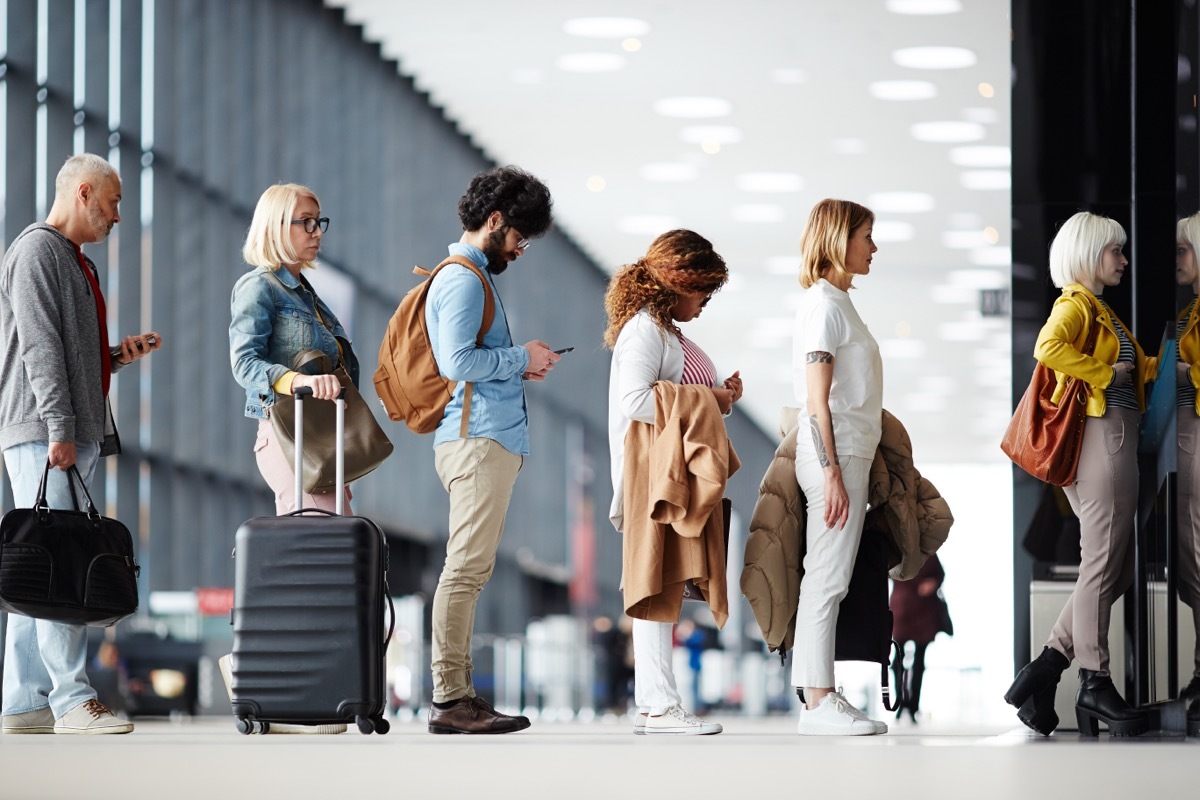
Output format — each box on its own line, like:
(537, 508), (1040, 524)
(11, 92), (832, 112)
(426, 243), (531, 455)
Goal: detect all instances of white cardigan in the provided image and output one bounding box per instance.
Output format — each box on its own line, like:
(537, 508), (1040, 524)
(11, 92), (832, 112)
(607, 309), (686, 532)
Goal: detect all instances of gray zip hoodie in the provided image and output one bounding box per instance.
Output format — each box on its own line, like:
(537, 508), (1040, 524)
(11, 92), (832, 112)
(0, 223), (121, 455)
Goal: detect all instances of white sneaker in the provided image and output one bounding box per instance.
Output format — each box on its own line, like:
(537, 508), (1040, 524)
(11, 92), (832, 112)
(2, 707), (55, 734)
(642, 705), (722, 735)
(219, 654), (346, 735)
(797, 690), (887, 736)
(633, 712), (648, 734)
(54, 699), (134, 735)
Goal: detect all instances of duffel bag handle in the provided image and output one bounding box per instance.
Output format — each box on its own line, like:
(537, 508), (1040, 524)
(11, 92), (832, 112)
(36, 461), (102, 523)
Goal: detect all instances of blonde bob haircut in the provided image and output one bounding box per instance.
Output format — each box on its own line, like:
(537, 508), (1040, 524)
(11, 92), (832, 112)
(242, 183), (320, 271)
(798, 199), (875, 289)
(1048, 211), (1127, 289)
(1178, 211), (1200, 258)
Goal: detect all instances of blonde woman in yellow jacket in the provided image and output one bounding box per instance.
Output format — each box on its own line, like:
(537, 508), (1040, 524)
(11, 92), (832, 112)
(1175, 213), (1200, 731)
(1005, 212), (1156, 739)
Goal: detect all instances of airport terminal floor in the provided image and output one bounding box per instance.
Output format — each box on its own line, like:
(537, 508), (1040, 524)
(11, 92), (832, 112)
(0, 714), (1194, 800)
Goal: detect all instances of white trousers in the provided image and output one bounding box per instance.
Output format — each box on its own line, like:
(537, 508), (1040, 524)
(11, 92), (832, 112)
(790, 454), (872, 689)
(632, 618), (681, 714)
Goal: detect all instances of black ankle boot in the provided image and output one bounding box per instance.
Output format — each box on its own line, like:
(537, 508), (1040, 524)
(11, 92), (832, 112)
(1075, 668), (1147, 737)
(1005, 647), (1069, 736)
(1188, 696), (1200, 737)
(1181, 675), (1200, 704)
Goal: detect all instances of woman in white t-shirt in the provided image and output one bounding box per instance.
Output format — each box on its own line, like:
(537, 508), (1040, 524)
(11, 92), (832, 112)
(791, 199), (886, 735)
(604, 229), (741, 735)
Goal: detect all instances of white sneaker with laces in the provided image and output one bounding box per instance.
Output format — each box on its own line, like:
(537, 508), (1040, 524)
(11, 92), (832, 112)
(642, 705), (722, 735)
(54, 699), (133, 735)
(797, 690), (887, 736)
(633, 712), (648, 734)
(2, 707), (55, 734)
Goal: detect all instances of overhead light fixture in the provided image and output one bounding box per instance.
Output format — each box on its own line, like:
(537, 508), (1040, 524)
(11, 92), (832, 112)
(893, 46), (977, 70)
(557, 53), (625, 72)
(563, 17), (651, 38)
(868, 80), (937, 101)
(586, 175), (607, 192)
(960, 170), (1011, 190)
(872, 220), (917, 242)
(622, 38), (642, 52)
(618, 214), (679, 235)
(886, 0), (963, 13)
(511, 69), (544, 85)
(832, 138), (866, 154)
(867, 191), (935, 212)
(640, 162), (699, 182)
(655, 96), (733, 118)
(978, 82), (996, 98)
(679, 125), (742, 144)
(969, 246), (1012, 266)
(948, 269), (1006, 289)
(984, 226), (1000, 244)
(700, 142), (721, 155)
(732, 204), (785, 223)
(770, 68), (808, 84)
(949, 146), (1010, 167)
(737, 172), (804, 192)
(911, 121), (986, 142)
(942, 230), (990, 249)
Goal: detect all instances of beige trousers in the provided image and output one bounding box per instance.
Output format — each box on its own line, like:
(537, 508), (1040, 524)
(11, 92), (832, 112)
(431, 437), (523, 702)
(1176, 408), (1200, 676)
(1046, 407), (1140, 673)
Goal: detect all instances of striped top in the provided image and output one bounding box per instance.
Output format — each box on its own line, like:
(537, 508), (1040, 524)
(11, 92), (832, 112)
(679, 333), (717, 387)
(1098, 300), (1139, 411)
(1181, 299), (1197, 410)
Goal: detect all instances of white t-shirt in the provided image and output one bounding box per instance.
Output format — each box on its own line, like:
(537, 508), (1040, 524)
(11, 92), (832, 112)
(792, 278), (883, 460)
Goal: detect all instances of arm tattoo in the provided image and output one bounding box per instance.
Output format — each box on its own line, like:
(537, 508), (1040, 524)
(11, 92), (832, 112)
(808, 415), (838, 468)
(806, 351), (834, 364)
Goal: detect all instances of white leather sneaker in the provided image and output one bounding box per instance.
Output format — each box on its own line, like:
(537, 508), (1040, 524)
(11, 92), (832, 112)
(54, 700), (133, 734)
(642, 705), (722, 735)
(2, 707), (55, 734)
(797, 690), (887, 736)
(633, 712), (648, 734)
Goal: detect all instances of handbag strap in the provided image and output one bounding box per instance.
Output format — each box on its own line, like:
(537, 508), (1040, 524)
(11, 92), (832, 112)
(291, 348), (333, 374)
(35, 460), (101, 521)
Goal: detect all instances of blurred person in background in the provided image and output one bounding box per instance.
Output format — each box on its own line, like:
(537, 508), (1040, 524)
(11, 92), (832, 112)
(1175, 212), (1200, 733)
(889, 554), (952, 723)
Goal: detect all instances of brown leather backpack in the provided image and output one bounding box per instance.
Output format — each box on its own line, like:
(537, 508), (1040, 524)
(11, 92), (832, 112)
(373, 256), (494, 435)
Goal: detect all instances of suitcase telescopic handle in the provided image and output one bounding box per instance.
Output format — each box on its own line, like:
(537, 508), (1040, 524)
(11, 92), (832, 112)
(292, 386), (349, 515)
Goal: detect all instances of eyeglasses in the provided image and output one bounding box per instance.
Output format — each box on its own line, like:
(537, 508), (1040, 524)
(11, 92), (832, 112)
(516, 238), (533, 251)
(290, 217), (330, 234)
(699, 294), (712, 308)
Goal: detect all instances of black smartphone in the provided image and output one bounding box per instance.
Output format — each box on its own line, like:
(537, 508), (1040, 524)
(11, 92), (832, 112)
(553, 347), (574, 354)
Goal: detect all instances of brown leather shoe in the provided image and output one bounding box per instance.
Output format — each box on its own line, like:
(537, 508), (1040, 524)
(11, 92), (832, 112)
(428, 696), (531, 735)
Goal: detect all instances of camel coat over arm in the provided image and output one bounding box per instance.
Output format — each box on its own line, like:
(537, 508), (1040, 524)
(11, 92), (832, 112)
(622, 382), (740, 628)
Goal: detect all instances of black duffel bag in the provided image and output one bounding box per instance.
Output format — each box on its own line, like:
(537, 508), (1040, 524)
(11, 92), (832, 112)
(0, 462), (139, 626)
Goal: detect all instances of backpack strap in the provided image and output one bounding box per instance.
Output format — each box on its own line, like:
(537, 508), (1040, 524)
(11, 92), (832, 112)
(418, 256), (497, 439)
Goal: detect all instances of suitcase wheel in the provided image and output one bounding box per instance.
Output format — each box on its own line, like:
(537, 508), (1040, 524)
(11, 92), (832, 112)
(235, 717), (269, 735)
(355, 715), (374, 735)
(373, 716), (390, 735)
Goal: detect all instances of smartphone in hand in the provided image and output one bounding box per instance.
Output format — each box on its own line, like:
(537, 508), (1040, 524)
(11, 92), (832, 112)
(553, 347), (574, 354)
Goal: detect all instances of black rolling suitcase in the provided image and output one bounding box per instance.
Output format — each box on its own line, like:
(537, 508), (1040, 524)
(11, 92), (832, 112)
(229, 388), (393, 735)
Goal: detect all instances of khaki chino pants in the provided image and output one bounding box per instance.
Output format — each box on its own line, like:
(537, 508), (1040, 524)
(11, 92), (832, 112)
(1046, 407), (1140, 674)
(431, 437), (522, 702)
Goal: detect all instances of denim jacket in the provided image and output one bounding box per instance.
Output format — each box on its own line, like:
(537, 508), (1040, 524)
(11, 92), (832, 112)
(229, 266), (360, 419)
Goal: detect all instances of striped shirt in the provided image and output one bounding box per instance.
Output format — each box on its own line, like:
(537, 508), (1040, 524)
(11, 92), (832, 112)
(1181, 299), (1197, 410)
(1098, 300), (1139, 411)
(679, 333), (717, 387)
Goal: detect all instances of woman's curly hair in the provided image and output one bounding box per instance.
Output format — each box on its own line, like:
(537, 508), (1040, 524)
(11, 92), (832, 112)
(603, 229), (728, 348)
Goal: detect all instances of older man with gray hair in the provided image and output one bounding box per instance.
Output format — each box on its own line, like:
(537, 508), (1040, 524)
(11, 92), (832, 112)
(0, 153), (161, 735)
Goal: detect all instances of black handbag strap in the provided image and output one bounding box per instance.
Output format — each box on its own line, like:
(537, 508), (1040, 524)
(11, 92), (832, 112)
(36, 460), (101, 521)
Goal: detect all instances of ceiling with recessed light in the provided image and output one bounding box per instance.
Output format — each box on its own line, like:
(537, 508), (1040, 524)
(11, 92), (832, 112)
(326, 0), (1012, 464)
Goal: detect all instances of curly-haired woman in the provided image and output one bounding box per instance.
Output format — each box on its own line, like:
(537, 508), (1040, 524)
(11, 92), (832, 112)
(604, 229), (741, 736)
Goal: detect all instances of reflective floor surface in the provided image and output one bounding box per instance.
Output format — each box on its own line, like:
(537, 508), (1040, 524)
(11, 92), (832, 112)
(0, 714), (1194, 800)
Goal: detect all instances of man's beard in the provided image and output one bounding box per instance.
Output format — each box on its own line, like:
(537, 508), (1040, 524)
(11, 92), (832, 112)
(483, 228), (510, 275)
(86, 201), (114, 242)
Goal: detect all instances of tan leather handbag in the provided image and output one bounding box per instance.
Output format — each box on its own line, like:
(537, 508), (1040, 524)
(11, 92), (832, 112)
(271, 350), (394, 493)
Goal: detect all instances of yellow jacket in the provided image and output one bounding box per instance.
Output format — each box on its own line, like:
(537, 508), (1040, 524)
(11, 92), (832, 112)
(1032, 284), (1158, 417)
(1179, 299), (1200, 415)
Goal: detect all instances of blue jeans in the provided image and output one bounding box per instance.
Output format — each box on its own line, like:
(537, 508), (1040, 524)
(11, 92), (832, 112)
(2, 440), (101, 718)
